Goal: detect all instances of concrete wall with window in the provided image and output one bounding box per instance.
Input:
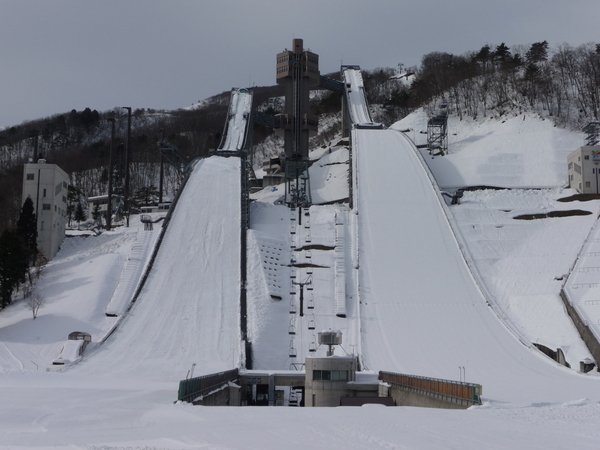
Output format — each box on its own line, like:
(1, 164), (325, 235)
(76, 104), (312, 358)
(22, 161), (69, 260)
(304, 356), (357, 407)
(568, 146), (600, 194)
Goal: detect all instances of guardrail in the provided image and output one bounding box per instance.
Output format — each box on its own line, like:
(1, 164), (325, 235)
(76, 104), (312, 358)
(178, 369), (239, 403)
(379, 371), (482, 407)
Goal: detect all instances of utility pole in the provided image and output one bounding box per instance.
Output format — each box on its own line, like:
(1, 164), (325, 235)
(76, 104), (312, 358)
(159, 129), (164, 204)
(106, 116), (115, 230)
(123, 107), (132, 226)
(292, 277), (312, 317)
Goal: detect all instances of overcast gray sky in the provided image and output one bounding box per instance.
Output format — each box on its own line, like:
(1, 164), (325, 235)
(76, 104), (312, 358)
(1, 0), (597, 129)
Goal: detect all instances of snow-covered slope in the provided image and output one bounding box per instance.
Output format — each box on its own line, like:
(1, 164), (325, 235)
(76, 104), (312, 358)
(75, 156), (242, 380)
(1, 106), (600, 449)
(218, 88), (253, 151)
(391, 109), (600, 368)
(354, 128), (599, 403)
(392, 110), (584, 189)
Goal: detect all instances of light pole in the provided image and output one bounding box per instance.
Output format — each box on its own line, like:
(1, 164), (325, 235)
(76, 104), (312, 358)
(122, 107), (132, 226)
(106, 116), (115, 230)
(159, 129), (165, 204)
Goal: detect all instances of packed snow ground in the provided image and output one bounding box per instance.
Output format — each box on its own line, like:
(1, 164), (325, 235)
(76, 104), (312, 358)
(1, 110), (600, 449)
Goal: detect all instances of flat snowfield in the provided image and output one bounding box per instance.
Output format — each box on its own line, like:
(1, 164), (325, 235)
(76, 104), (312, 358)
(75, 155), (242, 380)
(354, 128), (599, 403)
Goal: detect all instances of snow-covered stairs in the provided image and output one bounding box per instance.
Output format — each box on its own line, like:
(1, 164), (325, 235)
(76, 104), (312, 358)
(105, 229), (154, 317)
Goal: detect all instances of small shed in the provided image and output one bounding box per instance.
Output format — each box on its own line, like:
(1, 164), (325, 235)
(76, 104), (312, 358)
(68, 331), (92, 342)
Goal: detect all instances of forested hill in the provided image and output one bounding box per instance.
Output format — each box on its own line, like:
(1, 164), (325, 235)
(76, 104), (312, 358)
(1, 41), (598, 233)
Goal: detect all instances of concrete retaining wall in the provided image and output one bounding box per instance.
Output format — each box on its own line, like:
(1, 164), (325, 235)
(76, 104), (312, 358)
(560, 290), (600, 370)
(387, 385), (475, 409)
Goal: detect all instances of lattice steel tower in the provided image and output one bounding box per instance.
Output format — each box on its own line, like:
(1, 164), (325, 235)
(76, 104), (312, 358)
(427, 104), (448, 156)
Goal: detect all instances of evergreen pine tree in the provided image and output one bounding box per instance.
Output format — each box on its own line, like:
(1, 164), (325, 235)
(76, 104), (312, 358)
(92, 203), (102, 227)
(494, 43), (511, 63)
(0, 229), (29, 309)
(74, 202), (87, 225)
(16, 197), (38, 265)
(526, 41), (549, 63)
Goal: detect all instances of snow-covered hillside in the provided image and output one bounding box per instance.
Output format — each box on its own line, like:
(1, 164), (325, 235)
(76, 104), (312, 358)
(393, 109), (600, 369)
(1, 108), (600, 449)
(393, 109), (584, 189)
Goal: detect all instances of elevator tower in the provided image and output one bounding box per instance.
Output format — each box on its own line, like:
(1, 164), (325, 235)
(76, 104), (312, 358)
(276, 39), (320, 206)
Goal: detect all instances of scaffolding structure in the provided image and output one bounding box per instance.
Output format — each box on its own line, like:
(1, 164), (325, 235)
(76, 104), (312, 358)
(284, 159), (311, 207)
(427, 105), (448, 156)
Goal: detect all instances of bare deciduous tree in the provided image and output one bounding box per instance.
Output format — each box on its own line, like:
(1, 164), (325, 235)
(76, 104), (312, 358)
(25, 293), (46, 320)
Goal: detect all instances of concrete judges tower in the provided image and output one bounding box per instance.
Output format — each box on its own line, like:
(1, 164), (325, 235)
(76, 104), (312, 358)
(276, 39), (320, 206)
(276, 38), (320, 159)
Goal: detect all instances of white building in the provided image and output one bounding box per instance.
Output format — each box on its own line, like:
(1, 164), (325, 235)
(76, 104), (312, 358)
(22, 160), (69, 260)
(87, 195), (124, 219)
(567, 146), (600, 194)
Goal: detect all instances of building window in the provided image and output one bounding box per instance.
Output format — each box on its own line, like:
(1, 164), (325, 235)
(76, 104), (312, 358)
(43, 188), (47, 197)
(41, 221), (44, 230)
(569, 162), (573, 169)
(313, 370), (349, 381)
(26, 173), (34, 180)
(42, 204), (51, 211)
(586, 182), (591, 188)
(585, 155), (590, 160)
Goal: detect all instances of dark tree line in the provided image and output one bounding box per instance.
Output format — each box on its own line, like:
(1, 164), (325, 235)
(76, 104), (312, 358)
(407, 41), (600, 126)
(0, 197), (39, 308)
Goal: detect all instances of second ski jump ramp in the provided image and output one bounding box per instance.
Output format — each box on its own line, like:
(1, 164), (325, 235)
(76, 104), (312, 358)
(76, 156), (242, 381)
(218, 88), (253, 152)
(354, 128), (599, 403)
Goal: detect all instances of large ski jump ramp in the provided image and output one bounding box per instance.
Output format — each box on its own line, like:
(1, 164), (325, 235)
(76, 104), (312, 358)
(354, 128), (598, 403)
(218, 88), (253, 152)
(76, 156), (242, 381)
